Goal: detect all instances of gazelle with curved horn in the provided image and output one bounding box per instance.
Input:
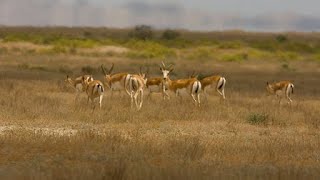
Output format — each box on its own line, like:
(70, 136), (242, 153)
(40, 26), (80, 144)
(266, 81), (294, 105)
(65, 75), (94, 100)
(160, 62), (201, 107)
(101, 63), (131, 96)
(81, 76), (104, 110)
(127, 67), (148, 110)
(200, 75), (226, 100)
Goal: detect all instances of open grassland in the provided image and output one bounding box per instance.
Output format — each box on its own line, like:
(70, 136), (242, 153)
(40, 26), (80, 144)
(0, 28), (320, 179)
(0, 55), (320, 179)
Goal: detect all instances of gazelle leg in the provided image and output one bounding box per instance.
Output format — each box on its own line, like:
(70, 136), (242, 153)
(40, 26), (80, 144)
(99, 95), (103, 109)
(221, 88), (226, 99)
(217, 89), (224, 98)
(286, 95), (293, 105)
(203, 88), (209, 102)
(134, 91), (140, 110)
(130, 91), (134, 109)
(140, 90), (143, 108)
(137, 90), (143, 110)
(197, 93), (201, 107)
(191, 94), (197, 106)
(277, 95), (282, 105)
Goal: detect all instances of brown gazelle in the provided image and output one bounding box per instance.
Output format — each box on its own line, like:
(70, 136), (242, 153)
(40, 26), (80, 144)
(81, 76), (104, 110)
(127, 69), (148, 110)
(101, 64), (131, 96)
(160, 62), (201, 107)
(65, 75), (94, 100)
(200, 75), (226, 100)
(145, 76), (165, 99)
(266, 81), (294, 104)
(139, 66), (165, 99)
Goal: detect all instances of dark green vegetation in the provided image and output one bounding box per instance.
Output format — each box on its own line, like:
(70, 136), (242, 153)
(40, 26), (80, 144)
(1, 26), (320, 61)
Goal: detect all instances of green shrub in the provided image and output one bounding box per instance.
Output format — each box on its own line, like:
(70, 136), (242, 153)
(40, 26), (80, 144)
(53, 39), (99, 48)
(221, 53), (248, 62)
(277, 51), (299, 61)
(162, 29), (180, 40)
(276, 34), (288, 43)
(247, 113), (269, 125)
(314, 54), (320, 62)
(30, 66), (49, 72)
(125, 40), (176, 59)
(50, 46), (68, 54)
(18, 63), (30, 70)
(251, 41), (277, 52)
(186, 47), (213, 60)
(3, 34), (24, 42)
(218, 41), (242, 49)
(128, 25), (153, 40)
(281, 63), (289, 70)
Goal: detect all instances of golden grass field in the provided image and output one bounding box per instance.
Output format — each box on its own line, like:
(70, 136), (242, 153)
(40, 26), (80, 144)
(0, 43), (320, 179)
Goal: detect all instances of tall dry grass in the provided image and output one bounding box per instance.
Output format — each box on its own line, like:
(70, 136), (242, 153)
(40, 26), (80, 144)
(0, 52), (319, 179)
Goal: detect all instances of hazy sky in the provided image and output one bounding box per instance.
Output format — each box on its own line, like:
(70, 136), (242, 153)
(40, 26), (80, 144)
(1, 0), (320, 31)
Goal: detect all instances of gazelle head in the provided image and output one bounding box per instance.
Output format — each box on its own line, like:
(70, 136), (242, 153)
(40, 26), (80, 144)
(81, 75), (93, 90)
(101, 63), (114, 80)
(266, 82), (275, 94)
(189, 71), (198, 79)
(65, 75), (72, 84)
(160, 61), (174, 81)
(139, 66), (148, 86)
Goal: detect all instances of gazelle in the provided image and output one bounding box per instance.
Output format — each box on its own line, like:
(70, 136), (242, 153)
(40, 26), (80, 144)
(142, 67), (166, 99)
(101, 63), (131, 96)
(65, 75), (94, 101)
(200, 75), (226, 100)
(81, 76), (104, 110)
(160, 62), (201, 107)
(127, 72), (148, 110)
(266, 81), (294, 104)
(146, 77), (163, 93)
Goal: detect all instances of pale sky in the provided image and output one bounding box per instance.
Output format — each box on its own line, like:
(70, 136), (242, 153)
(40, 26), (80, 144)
(0, 0), (320, 31)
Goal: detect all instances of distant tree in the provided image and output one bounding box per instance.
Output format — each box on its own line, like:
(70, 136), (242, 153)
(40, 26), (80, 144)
(276, 34), (288, 43)
(162, 29), (180, 40)
(129, 25), (153, 40)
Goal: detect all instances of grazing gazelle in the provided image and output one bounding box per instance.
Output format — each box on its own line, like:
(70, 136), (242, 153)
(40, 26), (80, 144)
(81, 76), (104, 110)
(160, 62), (201, 107)
(127, 71), (148, 110)
(101, 63), (131, 96)
(266, 81), (294, 104)
(200, 75), (226, 100)
(65, 75), (94, 101)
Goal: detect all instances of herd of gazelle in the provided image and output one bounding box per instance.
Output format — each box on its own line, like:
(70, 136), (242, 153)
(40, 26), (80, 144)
(65, 62), (294, 110)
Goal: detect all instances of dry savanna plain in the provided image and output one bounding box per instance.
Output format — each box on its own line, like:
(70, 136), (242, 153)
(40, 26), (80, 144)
(0, 27), (320, 179)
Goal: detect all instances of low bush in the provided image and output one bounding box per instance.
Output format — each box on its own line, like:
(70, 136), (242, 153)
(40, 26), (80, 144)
(247, 113), (269, 125)
(221, 53), (248, 62)
(125, 40), (176, 59)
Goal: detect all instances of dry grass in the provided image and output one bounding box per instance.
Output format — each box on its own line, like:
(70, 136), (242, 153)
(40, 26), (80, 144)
(0, 52), (320, 179)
